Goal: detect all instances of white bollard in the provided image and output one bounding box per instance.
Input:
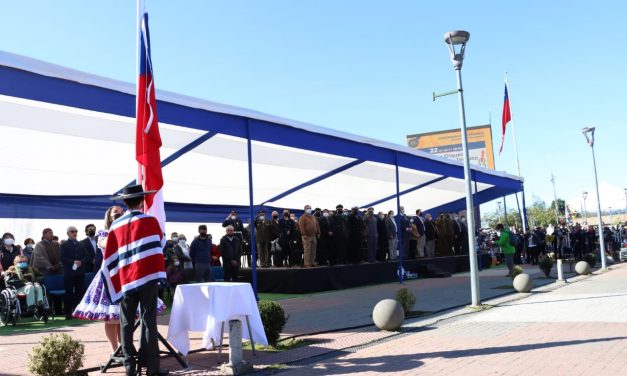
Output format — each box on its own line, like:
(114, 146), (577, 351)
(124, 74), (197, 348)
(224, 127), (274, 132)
(557, 259), (564, 282)
(220, 320), (253, 375)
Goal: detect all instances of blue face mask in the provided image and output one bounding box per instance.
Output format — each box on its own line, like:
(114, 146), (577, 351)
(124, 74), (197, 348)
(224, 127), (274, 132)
(18, 262), (28, 269)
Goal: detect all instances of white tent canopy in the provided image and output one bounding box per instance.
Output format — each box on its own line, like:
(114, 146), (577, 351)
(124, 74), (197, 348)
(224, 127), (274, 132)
(0, 50), (523, 241)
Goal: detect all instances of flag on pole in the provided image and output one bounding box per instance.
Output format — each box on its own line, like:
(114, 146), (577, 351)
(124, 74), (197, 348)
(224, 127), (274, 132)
(498, 82), (512, 155)
(136, 12), (166, 242)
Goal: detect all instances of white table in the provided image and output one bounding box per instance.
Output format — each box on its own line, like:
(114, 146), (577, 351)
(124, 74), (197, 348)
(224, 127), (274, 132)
(167, 282), (268, 356)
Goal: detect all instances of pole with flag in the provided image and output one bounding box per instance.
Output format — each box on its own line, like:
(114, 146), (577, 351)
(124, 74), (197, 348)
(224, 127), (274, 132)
(136, 5), (166, 242)
(499, 72), (528, 231)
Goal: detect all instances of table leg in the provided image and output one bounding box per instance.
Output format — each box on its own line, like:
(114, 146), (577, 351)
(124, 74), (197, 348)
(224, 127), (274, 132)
(245, 315), (256, 356)
(218, 321), (225, 356)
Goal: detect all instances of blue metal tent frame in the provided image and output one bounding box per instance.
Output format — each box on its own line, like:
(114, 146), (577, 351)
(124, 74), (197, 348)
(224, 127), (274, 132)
(0, 58), (526, 296)
(0, 62), (524, 221)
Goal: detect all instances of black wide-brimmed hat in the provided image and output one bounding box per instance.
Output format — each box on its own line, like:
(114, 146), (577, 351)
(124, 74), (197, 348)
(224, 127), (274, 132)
(111, 184), (157, 200)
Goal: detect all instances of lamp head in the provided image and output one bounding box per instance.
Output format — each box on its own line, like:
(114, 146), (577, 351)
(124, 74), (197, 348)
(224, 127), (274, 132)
(583, 191), (588, 200)
(582, 126), (595, 147)
(444, 30), (470, 70)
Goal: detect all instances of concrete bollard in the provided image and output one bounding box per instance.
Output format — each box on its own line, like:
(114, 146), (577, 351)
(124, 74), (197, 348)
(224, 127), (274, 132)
(557, 259), (564, 281)
(220, 320), (253, 375)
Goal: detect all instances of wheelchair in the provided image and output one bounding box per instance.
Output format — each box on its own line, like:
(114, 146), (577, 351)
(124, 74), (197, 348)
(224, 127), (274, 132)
(0, 275), (52, 326)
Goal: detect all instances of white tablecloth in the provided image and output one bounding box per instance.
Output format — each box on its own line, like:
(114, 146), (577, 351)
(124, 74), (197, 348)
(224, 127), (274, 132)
(166, 282), (268, 356)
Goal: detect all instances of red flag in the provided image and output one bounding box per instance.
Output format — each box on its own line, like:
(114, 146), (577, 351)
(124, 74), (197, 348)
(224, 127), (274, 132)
(498, 82), (511, 155)
(136, 12), (166, 240)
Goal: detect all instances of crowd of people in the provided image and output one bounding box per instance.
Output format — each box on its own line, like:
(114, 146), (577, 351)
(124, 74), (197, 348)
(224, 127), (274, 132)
(213, 204), (473, 269)
(479, 220), (627, 273)
(4, 209), (626, 325)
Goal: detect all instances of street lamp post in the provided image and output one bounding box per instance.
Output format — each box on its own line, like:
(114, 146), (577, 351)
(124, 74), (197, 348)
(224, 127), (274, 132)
(582, 126), (607, 270)
(442, 30), (480, 306)
(609, 206), (613, 226)
(496, 201), (502, 224)
(582, 191), (588, 225)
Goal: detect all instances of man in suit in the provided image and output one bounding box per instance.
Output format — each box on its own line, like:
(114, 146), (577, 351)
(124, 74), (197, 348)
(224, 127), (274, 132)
(413, 209), (426, 258)
(317, 209), (332, 266)
(220, 225), (242, 281)
(60, 226), (87, 319)
(79, 223), (98, 273)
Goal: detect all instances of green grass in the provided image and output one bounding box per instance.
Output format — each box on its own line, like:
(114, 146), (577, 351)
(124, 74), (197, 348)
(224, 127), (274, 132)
(257, 292), (303, 301)
(0, 314), (96, 335)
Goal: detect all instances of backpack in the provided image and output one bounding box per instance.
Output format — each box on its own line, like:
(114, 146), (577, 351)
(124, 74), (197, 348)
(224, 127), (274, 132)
(508, 231), (519, 248)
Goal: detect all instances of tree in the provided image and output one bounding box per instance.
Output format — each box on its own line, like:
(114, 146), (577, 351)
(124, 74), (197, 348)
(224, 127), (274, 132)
(527, 199), (557, 227)
(549, 199), (566, 216)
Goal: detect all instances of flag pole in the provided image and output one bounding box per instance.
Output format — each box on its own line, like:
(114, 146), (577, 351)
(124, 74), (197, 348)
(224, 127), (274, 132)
(136, 0), (144, 185)
(505, 72), (528, 231)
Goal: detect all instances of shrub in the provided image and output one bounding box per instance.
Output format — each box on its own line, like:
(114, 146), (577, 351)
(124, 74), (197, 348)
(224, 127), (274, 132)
(27, 333), (84, 376)
(511, 265), (524, 279)
(258, 300), (287, 347)
(583, 253), (597, 267)
(395, 288), (416, 315)
(539, 257), (553, 277)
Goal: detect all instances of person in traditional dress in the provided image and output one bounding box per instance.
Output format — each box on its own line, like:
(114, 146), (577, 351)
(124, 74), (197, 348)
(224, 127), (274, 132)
(73, 205), (166, 354)
(101, 185), (168, 376)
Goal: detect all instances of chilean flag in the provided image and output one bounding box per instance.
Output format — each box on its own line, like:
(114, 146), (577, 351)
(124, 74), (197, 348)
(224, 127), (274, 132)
(498, 82), (512, 155)
(136, 12), (166, 243)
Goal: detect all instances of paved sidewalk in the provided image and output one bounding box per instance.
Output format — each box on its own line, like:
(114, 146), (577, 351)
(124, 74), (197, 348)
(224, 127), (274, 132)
(277, 263), (627, 376)
(0, 262), (578, 375)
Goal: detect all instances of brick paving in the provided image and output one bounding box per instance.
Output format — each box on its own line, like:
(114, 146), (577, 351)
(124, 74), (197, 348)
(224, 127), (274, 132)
(0, 262), (591, 375)
(276, 263), (627, 376)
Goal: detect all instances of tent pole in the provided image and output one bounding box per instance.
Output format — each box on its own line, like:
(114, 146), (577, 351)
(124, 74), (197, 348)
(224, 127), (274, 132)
(395, 152), (403, 284)
(503, 196), (508, 226)
(246, 120), (258, 300)
(521, 183), (529, 230)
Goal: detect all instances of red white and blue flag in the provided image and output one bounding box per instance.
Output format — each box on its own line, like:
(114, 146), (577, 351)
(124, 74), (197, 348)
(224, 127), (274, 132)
(498, 82), (512, 155)
(101, 11), (167, 303)
(102, 211), (166, 303)
(136, 12), (166, 239)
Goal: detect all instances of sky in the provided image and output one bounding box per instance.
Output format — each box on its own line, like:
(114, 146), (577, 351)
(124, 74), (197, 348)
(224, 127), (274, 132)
(1, 0), (626, 217)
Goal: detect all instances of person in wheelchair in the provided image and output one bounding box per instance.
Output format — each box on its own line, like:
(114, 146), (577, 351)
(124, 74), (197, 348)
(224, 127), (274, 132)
(3, 255), (44, 313)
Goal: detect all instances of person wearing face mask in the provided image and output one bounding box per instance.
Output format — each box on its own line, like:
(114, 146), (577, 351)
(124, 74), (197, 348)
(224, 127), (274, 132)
(1, 233), (22, 272)
(190, 225), (213, 282)
(277, 210), (296, 267)
(4, 255), (44, 311)
(424, 213), (438, 258)
(298, 205), (320, 267)
(386, 210), (398, 260)
(330, 205), (348, 265)
(363, 208), (378, 263)
(173, 234), (193, 282)
(347, 207), (363, 263)
(316, 209), (332, 266)
(222, 210), (244, 240)
(22, 238), (36, 266)
(252, 210), (272, 268)
(79, 223), (98, 273)
(376, 212), (388, 262)
(451, 214), (463, 255)
(166, 256), (185, 288)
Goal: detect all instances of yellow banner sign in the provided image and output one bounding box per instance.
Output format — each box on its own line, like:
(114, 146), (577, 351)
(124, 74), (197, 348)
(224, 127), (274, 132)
(406, 125), (495, 169)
